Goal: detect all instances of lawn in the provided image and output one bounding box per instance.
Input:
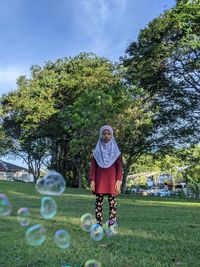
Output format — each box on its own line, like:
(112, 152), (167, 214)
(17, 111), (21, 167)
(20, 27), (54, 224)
(0, 181), (200, 267)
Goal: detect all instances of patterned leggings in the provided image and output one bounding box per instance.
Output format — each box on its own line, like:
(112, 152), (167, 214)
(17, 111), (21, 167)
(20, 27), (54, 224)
(95, 194), (117, 226)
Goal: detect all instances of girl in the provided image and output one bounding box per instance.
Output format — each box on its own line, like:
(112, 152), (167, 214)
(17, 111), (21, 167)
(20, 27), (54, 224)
(89, 125), (123, 227)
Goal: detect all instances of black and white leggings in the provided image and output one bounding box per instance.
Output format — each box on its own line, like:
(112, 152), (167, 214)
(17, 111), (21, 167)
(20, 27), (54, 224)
(95, 194), (117, 226)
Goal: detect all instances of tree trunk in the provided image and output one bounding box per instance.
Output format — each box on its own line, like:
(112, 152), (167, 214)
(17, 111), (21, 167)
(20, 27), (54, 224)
(33, 174), (37, 184)
(77, 167), (82, 189)
(122, 166), (130, 193)
(74, 158), (82, 189)
(27, 161), (40, 184)
(50, 141), (59, 169)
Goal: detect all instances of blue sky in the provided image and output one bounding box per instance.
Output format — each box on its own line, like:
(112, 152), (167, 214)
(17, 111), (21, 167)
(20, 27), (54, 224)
(0, 0), (175, 167)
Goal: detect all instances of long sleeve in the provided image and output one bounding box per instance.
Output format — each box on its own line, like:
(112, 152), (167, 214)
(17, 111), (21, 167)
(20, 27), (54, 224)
(89, 157), (97, 181)
(115, 156), (123, 181)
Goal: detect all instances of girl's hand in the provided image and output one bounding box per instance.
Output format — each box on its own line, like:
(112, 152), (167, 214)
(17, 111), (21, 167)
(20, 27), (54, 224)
(115, 180), (122, 195)
(90, 181), (95, 192)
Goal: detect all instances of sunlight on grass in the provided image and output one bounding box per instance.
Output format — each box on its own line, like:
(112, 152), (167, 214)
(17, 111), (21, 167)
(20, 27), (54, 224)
(6, 187), (94, 200)
(53, 215), (81, 226)
(7, 190), (40, 199)
(134, 199), (200, 207)
(118, 228), (175, 242)
(63, 193), (94, 199)
(118, 197), (200, 208)
(1, 181), (200, 267)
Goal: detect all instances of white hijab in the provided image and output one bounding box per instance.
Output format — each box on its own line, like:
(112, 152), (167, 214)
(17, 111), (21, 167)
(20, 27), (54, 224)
(93, 125), (121, 168)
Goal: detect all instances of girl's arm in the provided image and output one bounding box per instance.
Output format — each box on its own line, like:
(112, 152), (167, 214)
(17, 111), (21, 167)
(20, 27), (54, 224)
(115, 156), (123, 194)
(89, 157), (97, 181)
(115, 156), (123, 181)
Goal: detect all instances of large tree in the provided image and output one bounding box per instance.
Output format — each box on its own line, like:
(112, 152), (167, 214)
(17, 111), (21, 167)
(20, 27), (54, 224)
(1, 53), (127, 185)
(123, 0), (200, 147)
(1, 53), (153, 189)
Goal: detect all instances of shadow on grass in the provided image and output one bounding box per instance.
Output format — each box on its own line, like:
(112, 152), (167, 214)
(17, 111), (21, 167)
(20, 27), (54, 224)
(1, 214), (199, 267)
(1, 181), (200, 267)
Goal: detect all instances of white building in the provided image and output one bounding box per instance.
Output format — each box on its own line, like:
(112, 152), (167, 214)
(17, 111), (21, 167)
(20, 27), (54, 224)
(0, 160), (34, 183)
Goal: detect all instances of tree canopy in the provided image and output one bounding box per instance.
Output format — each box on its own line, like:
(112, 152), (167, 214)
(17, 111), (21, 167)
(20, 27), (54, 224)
(123, 0), (200, 147)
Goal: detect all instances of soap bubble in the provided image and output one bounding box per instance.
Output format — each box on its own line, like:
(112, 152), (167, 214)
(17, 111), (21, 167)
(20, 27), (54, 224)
(90, 224), (104, 241)
(84, 259), (102, 267)
(0, 194), (12, 216)
(54, 229), (71, 249)
(104, 220), (118, 237)
(25, 224), (46, 246)
(17, 207), (31, 226)
(81, 213), (96, 232)
(40, 196), (57, 219)
(36, 170), (66, 195)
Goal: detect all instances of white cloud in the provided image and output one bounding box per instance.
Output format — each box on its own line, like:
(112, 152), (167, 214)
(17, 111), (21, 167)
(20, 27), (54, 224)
(80, 0), (109, 36)
(0, 66), (29, 96)
(0, 67), (22, 83)
(77, 0), (128, 54)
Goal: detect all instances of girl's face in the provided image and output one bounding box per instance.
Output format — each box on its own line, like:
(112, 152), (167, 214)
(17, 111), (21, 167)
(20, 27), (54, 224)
(101, 129), (112, 143)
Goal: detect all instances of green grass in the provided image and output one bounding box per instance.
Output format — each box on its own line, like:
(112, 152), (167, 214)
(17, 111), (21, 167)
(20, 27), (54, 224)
(0, 181), (200, 267)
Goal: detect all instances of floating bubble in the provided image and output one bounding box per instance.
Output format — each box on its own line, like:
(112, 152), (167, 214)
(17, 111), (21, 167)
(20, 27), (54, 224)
(104, 220), (118, 237)
(84, 259), (102, 267)
(54, 229), (71, 249)
(25, 224), (46, 246)
(17, 207), (31, 227)
(90, 224), (104, 241)
(0, 194), (12, 216)
(40, 196), (57, 219)
(36, 170), (66, 195)
(81, 213), (96, 232)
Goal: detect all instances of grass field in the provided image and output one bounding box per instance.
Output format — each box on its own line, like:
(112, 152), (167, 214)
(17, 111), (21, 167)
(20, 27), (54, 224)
(0, 181), (200, 267)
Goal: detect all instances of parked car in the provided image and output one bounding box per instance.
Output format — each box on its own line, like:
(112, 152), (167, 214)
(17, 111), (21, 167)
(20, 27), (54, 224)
(159, 189), (171, 197)
(138, 189), (149, 196)
(131, 188), (137, 194)
(149, 187), (160, 196)
(150, 188), (170, 197)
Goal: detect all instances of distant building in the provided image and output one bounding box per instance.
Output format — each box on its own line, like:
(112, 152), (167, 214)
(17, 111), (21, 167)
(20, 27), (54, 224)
(127, 171), (159, 188)
(0, 160), (34, 183)
(127, 172), (174, 188)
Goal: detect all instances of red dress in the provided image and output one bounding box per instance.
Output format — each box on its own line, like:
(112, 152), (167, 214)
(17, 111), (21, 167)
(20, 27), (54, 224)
(89, 156), (123, 195)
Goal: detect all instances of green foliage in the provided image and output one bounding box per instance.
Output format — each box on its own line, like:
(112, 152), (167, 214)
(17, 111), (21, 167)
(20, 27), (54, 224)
(130, 154), (158, 174)
(1, 53), (131, 185)
(1, 51), (155, 188)
(123, 0), (200, 146)
(178, 189), (186, 198)
(186, 174), (200, 197)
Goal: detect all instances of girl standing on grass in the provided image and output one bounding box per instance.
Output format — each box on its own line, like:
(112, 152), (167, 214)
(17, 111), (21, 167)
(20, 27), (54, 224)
(89, 125), (123, 227)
